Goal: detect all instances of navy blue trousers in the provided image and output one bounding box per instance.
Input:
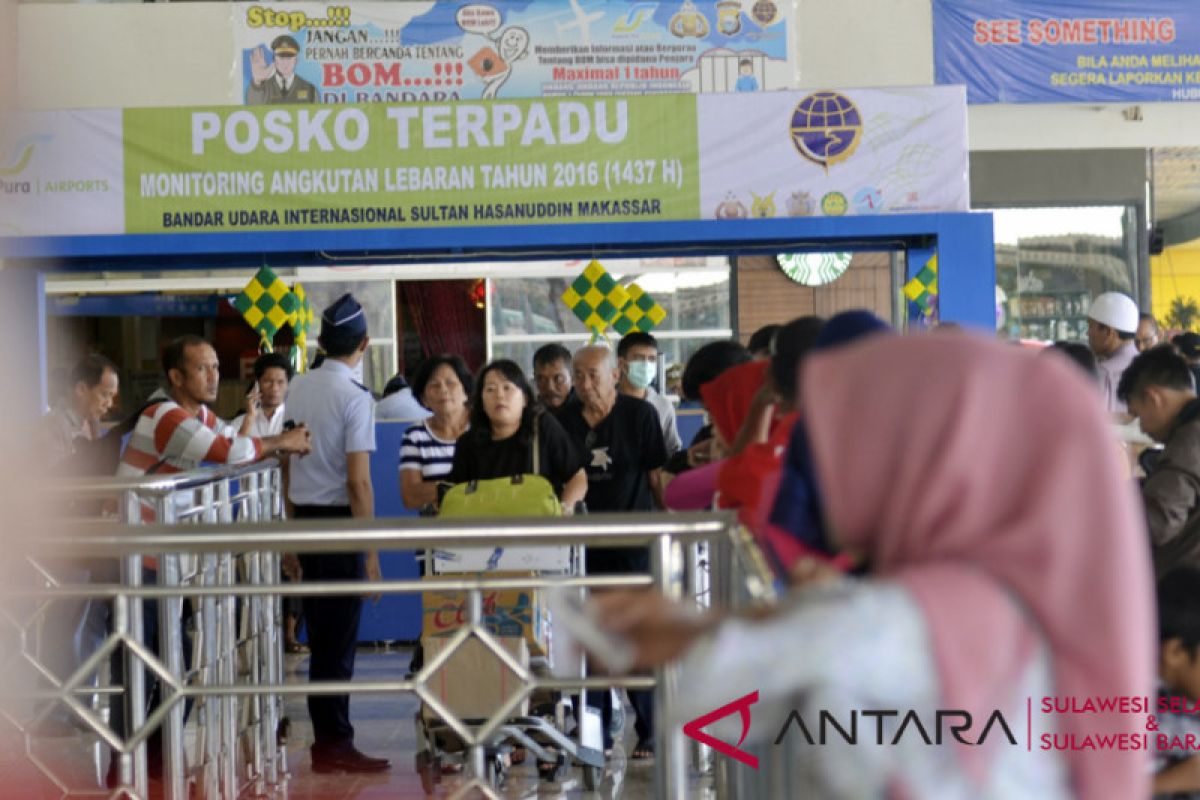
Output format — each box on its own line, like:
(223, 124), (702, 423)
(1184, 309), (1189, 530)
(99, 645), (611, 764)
(585, 546), (655, 749)
(294, 504), (364, 750)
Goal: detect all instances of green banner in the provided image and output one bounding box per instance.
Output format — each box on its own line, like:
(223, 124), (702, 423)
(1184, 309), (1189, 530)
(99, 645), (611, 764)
(123, 97), (699, 233)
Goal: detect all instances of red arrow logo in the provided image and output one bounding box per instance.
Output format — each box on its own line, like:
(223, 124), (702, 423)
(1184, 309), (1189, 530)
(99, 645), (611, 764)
(682, 690), (760, 769)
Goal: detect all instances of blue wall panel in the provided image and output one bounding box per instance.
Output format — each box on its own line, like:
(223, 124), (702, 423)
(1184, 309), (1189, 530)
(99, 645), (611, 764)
(677, 409), (706, 450)
(357, 420), (422, 643)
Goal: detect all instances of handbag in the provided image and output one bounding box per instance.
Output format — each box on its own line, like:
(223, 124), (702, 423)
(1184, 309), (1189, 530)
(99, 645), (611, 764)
(439, 415), (561, 518)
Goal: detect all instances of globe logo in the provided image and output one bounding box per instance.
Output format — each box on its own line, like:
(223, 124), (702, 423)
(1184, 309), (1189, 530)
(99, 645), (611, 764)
(789, 92), (863, 172)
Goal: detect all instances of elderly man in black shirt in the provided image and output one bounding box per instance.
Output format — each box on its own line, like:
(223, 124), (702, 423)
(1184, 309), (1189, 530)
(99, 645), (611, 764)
(558, 344), (667, 759)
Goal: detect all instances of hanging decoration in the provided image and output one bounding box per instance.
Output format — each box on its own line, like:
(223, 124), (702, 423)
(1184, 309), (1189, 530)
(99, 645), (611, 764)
(232, 265), (299, 351)
(469, 278), (488, 310)
(559, 259), (670, 341)
(612, 284), (668, 335)
(290, 282), (313, 373)
(560, 260), (631, 341)
(903, 252), (940, 324)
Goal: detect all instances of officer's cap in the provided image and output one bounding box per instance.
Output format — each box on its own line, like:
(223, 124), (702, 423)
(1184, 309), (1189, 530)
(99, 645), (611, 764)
(321, 293), (367, 338)
(271, 35), (301, 56)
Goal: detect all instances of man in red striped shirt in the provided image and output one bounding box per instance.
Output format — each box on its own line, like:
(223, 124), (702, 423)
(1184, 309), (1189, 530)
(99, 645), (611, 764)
(119, 335), (310, 479)
(106, 334), (309, 790)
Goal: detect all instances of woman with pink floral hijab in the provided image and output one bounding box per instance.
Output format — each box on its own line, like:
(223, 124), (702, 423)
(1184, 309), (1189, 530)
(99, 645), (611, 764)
(594, 334), (1154, 799)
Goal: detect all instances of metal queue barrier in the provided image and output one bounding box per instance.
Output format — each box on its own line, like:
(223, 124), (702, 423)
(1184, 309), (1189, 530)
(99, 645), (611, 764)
(26, 461), (288, 800)
(21, 463), (779, 799)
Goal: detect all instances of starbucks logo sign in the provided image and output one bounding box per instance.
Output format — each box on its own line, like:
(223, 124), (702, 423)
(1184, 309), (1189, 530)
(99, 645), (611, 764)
(776, 252), (853, 286)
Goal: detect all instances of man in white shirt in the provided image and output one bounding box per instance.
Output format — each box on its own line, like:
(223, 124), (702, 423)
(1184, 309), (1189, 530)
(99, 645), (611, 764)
(375, 374), (431, 421)
(1086, 292), (1141, 415)
(230, 352), (293, 437)
(617, 332), (682, 457)
(231, 351), (316, 652)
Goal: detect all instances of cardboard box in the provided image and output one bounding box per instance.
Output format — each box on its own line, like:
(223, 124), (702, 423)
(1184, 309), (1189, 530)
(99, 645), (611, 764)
(421, 572), (549, 657)
(420, 635), (529, 722)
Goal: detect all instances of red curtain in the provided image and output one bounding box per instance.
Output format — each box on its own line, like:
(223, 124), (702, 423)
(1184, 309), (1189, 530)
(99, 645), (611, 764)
(399, 280), (487, 372)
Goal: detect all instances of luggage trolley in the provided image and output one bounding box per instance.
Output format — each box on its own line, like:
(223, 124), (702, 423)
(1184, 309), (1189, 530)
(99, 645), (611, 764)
(413, 541), (608, 793)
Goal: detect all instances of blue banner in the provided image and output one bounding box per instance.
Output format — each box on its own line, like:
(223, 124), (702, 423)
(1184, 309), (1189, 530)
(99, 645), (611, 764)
(48, 294), (220, 317)
(933, 0), (1200, 104)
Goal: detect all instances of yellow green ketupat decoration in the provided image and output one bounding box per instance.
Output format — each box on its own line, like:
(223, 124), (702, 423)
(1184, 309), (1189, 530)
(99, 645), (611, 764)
(903, 254), (939, 317)
(612, 283), (667, 335)
(560, 260), (631, 337)
(290, 282), (313, 373)
(232, 266), (300, 350)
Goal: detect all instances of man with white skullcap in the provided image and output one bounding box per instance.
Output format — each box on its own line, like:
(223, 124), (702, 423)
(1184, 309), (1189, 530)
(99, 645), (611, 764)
(285, 293), (389, 773)
(1086, 291), (1140, 414)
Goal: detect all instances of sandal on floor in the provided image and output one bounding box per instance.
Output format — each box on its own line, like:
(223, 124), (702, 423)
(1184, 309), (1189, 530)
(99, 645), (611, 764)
(631, 741), (654, 760)
(537, 747), (560, 778)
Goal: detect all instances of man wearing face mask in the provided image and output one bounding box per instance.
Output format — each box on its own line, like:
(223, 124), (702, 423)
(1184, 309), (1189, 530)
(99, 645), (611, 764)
(617, 332), (681, 457)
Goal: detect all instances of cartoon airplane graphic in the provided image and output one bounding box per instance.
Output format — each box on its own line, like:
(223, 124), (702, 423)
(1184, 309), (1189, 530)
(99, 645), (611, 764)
(556, 0), (604, 46)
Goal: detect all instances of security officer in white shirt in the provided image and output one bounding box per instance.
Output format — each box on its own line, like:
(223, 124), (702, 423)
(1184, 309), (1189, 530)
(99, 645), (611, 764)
(285, 293), (389, 774)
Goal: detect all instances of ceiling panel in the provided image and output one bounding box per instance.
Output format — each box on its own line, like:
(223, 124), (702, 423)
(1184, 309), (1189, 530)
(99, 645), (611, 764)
(1154, 147), (1200, 223)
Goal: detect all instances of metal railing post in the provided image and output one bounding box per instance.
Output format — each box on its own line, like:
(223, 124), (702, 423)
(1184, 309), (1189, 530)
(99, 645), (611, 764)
(216, 477), (238, 799)
(465, 589), (488, 781)
(683, 540), (713, 781)
(240, 470), (266, 793)
(260, 544), (284, 788)
(653, 534), (687, 800)
(118, 489), (149, 797)
(155, 494), (187, 800)
(245, 547), (265, 793)
(263, 466), (285, 789)
(711, 529), (735, 799)
(197, 484), (222, 799)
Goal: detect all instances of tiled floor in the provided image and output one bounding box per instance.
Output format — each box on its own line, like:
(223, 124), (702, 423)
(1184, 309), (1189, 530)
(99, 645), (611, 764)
(14, 646), (714, 799)
(280, 647), (711, 799)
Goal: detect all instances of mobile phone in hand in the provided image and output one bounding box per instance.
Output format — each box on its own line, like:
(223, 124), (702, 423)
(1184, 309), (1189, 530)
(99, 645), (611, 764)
(245, 380), (263, 409)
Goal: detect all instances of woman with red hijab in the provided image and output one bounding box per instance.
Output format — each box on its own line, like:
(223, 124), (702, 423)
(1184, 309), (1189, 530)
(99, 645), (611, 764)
(664, 318), (823, 512)
(705, 312), (888, 578)
(592, 335), (1154, 799)
(705, 317), (822, 513)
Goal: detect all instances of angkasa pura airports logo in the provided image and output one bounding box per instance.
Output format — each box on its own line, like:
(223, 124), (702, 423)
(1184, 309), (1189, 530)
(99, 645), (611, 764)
(0, 134), (52, 195)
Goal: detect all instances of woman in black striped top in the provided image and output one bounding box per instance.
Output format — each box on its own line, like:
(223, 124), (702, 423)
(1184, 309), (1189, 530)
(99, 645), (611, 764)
(398, 354), (473, 514)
